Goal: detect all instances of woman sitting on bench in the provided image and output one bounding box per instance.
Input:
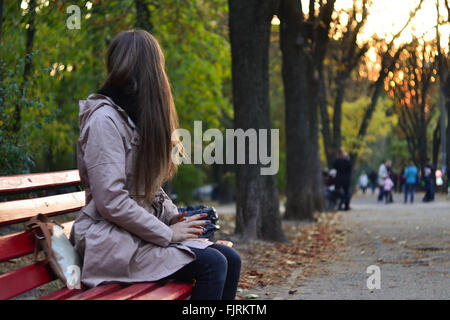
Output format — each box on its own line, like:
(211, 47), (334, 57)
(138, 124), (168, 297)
(72, 30), (241, 300)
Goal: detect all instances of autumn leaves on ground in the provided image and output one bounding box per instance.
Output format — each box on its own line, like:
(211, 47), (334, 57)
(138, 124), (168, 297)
(1, 211), (347, 300)
(215, 212), (347, 300)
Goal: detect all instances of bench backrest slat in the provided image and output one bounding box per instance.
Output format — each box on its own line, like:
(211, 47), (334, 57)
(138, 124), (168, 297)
(0, 191), (85, 226)
(0, 264), (56, 300)
(0, 221), (74, 263)
(0, 231), (35, 262)
(0, 170), (81, 195)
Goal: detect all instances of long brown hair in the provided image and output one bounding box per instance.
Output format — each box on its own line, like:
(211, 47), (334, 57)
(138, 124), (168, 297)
(105, 30), (179, 201)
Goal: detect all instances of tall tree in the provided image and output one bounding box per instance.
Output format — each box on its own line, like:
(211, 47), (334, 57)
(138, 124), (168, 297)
(435, 0), (450, 173)
(228, 0), (286, 241)
(0, 0), (4, 105)
(12, 0), (37, 133)
(387, 39), (438, 168)
(135, 0), (153, 32)
(316, 0), (424, 167)
(278, 0), (336, 220)
(349, 0), (424, 165)
(320, 0), (369, 167)
(0, 0), (3, 43)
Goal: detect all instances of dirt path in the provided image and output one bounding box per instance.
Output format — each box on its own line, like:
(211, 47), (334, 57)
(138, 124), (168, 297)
(246, 192), (450, 300)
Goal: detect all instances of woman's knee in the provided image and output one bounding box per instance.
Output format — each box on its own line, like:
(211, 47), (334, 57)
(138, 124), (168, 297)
(212, 244), (241, 272)
(226, 248), (242, 271)
(196, 248), (228, 280)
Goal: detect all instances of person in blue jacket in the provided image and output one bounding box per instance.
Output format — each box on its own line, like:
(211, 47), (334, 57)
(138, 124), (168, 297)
(403, 161), (418, 203)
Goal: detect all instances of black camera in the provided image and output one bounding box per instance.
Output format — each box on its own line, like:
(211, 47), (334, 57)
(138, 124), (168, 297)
(177, 205), (220, 240)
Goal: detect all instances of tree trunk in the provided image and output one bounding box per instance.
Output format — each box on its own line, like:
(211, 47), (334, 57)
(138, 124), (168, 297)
(445, 1), (450, 177)
(447, 95), (450, 177)
(0, 0), (4, 108)
(305, 71), (326, 213)
(319, 67), (334, 168)
(418, 105), (428, 169)
(432, 121), (441, 169)
(12, 0), (36, 133)
(331, 73), (346, 156)
(436, 1), (450, 175)
(279, 0), (325, 221)
(350, 72), (385, 165)
(228, 0), (286, 242)
(446, 77), (450, 174)
(135, 0), (153, 32)
(349, 0), (424, 165)
(0, 0), (3, 43)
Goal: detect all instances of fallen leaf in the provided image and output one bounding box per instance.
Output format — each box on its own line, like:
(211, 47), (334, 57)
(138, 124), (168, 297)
(257, 280), (267, 287)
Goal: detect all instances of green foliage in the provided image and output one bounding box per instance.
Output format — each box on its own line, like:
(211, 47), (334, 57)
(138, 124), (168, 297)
(152, 0), (232, 131)
(0, 0), (231, 202)
(172, 165), (206, 205)
(0, 52), (47, 174)
(150, 0), (232, 201)
(384, 132), (411, 168)
(342, 95), (398, 163)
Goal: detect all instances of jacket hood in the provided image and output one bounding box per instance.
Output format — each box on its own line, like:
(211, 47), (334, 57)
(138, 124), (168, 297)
(78, 93), (136, 131)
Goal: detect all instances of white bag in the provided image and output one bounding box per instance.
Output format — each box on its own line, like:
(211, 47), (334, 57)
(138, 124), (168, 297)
(27, 214), (82, 289)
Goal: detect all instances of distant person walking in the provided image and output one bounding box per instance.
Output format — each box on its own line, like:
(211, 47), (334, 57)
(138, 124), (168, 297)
(389, 169), (398, 195)
(377, 160), (391, 202)
(333, 147), (353, 211)
(385, 164), (396, 202)
(369, 170), (377, 194)
(403, 161), (418, 203)
(358, 171), (369, 194)
(422, 159), (435, 202)
(399, 166), (406, 194)
(383, 175), (394, 203)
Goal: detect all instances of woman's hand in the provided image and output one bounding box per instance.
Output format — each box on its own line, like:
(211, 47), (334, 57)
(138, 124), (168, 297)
(169, 211), (188, 225)
(170, 213), (209, 242)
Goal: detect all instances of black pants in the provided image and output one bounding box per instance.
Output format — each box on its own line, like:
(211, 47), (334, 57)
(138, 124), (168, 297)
(423, 179), (435, 202)
(169, 243), (241, 300)
(337, 184), (351, 210)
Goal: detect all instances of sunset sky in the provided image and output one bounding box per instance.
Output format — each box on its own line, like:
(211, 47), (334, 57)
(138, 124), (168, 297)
(349, 0), (449, 47)
(289, 0), (450, 50)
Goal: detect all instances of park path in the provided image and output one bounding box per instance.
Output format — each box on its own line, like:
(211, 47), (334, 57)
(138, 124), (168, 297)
(247, 192), (450, 300)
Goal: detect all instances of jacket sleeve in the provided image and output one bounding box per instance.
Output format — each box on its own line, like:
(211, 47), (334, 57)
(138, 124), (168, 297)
(83, 112), (173, 247)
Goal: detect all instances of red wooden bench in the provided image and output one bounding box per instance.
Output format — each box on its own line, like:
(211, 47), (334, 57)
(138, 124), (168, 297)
(0, 170), (229, 300)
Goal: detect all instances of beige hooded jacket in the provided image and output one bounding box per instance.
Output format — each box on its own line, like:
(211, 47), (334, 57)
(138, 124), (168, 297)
(72, 94), (211, 288)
